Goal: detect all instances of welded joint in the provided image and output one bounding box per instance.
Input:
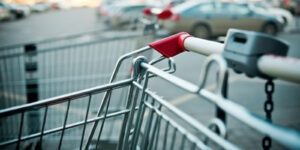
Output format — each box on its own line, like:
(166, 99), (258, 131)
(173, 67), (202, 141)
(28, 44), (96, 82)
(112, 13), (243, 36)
(132, 56), (149, 79)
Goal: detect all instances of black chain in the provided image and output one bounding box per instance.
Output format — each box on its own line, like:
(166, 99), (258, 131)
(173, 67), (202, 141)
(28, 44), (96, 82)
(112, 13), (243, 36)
(262, 80), (274, 150)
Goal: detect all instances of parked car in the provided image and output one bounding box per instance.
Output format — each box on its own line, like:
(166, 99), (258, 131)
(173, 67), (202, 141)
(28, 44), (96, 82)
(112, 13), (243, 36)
(161, 1), (285, 38)
(99, 3), (150, 27)
(31, 2), (50, 13)
(10, 4), (31, 17)
(0, 5), (11, 21)
(0, 2), (26, 19)
(251, 1), (294, 25)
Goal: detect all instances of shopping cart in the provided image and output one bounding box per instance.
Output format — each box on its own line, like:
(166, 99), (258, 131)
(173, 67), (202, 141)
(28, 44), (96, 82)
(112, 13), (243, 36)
(0, 29), (300, 150)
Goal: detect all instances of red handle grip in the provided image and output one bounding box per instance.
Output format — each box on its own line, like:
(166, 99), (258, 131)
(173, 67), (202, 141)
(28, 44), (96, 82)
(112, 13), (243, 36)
(149, 32), (191, 58)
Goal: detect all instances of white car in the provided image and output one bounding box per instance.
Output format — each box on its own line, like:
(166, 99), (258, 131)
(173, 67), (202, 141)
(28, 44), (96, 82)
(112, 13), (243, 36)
(0, 6), (11, 21)
(31, 3), (50, 13)
(251, 1), (294, 26)
(100, 3), (149, 27)
(10, 4), (31, 17)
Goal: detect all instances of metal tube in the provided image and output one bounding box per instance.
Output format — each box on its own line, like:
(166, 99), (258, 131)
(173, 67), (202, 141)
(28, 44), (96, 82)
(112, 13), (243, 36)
(0, 79), (132, 117)
(162, 121), (169, 150)
(58, 100), (71, 150)
(148, 103), (162, 150)
(153, 115), (161, 150)
(16, 112), (24, 150)
(180, 135), (187, 150)
(130, 72), (151, 149)
(79, 94), (92, 149)
(39, 106), (48, 147)
(170, 128), (177, 150)
(120, 80), (143, 150)
(95, 91), (112, 150)
(116, 83), (136, 150)
(140, 98), (155, 149)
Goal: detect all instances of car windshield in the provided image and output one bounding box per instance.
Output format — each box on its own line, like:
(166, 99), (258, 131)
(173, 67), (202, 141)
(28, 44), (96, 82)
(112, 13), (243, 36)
(254, 1), (272, 8)
(172, 1), (203, 13)
(123, 5), (146, 12)
(110, 4), (146, 14)
(217, 3), (250, 15)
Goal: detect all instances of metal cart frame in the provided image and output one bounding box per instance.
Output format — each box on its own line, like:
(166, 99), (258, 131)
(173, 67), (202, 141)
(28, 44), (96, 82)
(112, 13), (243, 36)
(1, 30), (300, 150)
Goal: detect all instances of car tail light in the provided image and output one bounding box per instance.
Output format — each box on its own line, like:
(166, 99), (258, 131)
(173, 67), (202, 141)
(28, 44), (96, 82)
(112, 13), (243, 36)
(143, 7), (152, 16)
(157, 9), (173, 20)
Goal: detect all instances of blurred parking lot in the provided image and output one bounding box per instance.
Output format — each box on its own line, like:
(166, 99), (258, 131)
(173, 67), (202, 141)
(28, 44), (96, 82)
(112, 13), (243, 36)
(1, 0), (300, 149)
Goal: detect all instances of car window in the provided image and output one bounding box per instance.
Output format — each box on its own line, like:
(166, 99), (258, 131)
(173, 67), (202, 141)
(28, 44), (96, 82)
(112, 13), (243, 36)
(124, 6), (145, 13)
(123, 5), (146, 17)
(111, 7), (122, 14)
(254, 2), (271, 8)
(173, 1), (201, 13)
(185, 2), (214, 14)
(197, 3), (214, 13)
(218, 3), (250, 15)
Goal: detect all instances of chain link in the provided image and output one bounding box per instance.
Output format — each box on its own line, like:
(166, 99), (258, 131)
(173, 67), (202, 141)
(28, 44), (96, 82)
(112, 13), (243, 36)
(262, 80), (274, 150)
(262, 136), (272, 150)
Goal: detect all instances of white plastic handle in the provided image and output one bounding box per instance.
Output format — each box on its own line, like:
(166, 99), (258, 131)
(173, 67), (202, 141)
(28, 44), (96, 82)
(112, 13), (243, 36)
(258, 55), (300, 83)
(184, 37), (223, 56)
(183, 36), (300, 83)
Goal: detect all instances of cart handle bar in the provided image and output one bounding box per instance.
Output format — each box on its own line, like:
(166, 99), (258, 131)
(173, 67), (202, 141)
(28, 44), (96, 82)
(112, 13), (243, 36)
(149, 32), (300, 83)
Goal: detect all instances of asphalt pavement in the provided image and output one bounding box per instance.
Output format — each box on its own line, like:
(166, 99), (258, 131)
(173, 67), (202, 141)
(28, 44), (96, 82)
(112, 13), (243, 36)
(0, 8), (105, 46)
(0, 8), (300, 150)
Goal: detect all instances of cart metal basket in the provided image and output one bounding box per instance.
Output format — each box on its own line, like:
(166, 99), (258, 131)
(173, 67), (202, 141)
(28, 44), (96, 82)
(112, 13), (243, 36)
(0, 23), (158, 149)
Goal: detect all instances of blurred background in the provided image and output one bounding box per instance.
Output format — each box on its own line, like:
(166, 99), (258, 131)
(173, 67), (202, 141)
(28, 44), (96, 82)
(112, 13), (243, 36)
(0, 0), (300, 149)
(1, 0), (300, 43)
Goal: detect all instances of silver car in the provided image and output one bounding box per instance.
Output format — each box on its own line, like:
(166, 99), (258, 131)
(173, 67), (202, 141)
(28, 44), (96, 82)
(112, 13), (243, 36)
(162, 1), (285, 38)
(100, 3), (149, 27)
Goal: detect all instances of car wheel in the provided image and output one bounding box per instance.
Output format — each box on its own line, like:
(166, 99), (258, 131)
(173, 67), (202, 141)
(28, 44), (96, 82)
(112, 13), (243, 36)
(262, 23), (278, 35)
(192, 24), (211, 39)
